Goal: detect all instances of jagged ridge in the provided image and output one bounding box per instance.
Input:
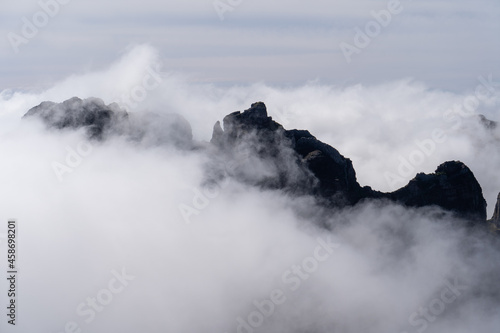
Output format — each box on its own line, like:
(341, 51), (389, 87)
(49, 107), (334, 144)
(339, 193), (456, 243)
(24, 98), (493, 223)
(211, 102), (488, 222)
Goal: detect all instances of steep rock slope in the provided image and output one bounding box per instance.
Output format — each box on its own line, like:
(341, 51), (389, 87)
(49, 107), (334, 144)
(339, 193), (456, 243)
(24, 98), (490, 222)
(23, 97), (193, 148)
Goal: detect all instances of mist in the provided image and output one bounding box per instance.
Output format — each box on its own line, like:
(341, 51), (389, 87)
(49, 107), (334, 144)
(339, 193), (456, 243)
(0, 45), (499, 333)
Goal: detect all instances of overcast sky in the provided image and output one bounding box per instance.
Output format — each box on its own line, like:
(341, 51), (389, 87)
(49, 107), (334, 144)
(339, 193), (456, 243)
(2, 2), (500, 332)
(1, 0), (499, 91)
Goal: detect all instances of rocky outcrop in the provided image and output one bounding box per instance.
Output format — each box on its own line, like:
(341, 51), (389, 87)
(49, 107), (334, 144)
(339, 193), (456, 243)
(478, 114), (497, 130)
(24, 98), (490, 223)
(284, 128), (382, 206)
(211, 102), (317, 194)
(124, 112), (193, 149)
(211, 102), (488, 221)
(211, 102), (285, 151)
(390, 161), (487, 221)
(23, 97), (126, 139)
(24, 97), (193, 148)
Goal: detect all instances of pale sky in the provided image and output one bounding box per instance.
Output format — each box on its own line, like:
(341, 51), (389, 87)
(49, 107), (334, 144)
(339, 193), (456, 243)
(1, 0), (499, 91)
(1, 3), (500, 332)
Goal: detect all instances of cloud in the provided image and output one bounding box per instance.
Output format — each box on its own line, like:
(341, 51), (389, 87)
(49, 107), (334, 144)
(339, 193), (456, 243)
(0, 45), (499, 332)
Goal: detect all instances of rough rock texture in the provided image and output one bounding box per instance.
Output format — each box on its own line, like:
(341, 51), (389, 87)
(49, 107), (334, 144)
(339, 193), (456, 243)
(211, 102), (488, 221)
(390, 161), (487, 221)
(211, 102), (369, 205)
(212, 102), (285, 151)
(23, 97), (126, 139)
(24, 97), (192, 148)
(284, 128), (382, 206)
(24, 98), (491, 223)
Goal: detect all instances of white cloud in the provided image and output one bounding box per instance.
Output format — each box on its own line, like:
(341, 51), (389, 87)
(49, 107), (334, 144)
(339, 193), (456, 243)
(0, 41), (499, 333)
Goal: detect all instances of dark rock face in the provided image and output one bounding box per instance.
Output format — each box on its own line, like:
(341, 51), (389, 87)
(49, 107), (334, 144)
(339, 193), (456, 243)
(390, 161), (487, 221)
(23, 97), (126, 139)
(23, 97), (192, 148)
(211, 102), (377, 206)
(211, 102), (489, 221)
(24, 98), (491, 223)
(124, 112), (193, 149)
(478, 114), (497, 130)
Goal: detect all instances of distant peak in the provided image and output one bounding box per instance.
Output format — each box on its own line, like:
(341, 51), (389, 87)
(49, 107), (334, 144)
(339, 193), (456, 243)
(247, 102), (267, 118)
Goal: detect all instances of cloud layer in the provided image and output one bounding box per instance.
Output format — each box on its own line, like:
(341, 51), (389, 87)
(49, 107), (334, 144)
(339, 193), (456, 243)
(0, 45), (499, 332)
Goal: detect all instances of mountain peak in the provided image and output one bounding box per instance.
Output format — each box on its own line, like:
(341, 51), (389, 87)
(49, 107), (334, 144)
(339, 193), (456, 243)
(23, 98), (492, 224)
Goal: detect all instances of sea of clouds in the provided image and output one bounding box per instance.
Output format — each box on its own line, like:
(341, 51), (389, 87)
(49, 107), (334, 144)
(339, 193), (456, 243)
(0, 44), (499, 333)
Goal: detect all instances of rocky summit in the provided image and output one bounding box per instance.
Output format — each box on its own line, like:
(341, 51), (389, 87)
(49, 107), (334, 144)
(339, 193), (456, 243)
(210, 102), (488, 222)
(23, 97), (125, 140)
(25, 98), (494, 224)
(23, 97), (193, 148)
